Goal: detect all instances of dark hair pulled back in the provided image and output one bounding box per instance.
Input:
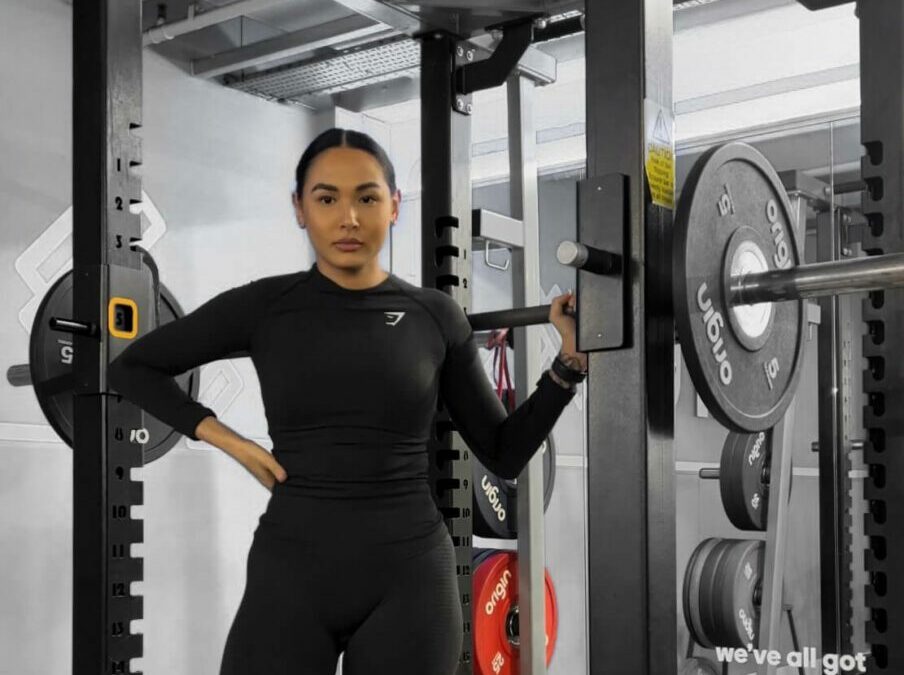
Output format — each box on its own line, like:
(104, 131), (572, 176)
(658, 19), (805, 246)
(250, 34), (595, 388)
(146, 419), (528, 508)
(295, 128), (398, 197)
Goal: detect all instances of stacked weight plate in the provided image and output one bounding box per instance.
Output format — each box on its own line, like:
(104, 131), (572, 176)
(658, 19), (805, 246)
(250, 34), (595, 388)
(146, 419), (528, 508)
(683, 538), (764, 649)
(673, 144), (809, 660)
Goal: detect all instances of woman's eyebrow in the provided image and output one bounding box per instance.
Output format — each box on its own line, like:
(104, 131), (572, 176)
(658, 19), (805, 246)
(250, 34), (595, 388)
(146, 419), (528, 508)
(311, 182), (381, 193)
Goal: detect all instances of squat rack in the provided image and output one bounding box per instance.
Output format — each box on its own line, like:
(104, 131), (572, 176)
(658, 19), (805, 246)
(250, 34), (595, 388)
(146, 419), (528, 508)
(422, 4), (677, 674)
(69, 3), (576, 673)
(420, 1), (904, 673)
(67, 1), (904, 674)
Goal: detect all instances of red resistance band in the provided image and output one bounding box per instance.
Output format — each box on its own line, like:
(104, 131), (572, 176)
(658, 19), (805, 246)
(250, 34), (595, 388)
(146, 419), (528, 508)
(485, 328), (515, 413)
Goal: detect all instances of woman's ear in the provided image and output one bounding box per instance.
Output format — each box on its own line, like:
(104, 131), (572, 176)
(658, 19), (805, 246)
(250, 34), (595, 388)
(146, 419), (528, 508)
(292, 191), (305, 228)
(391, 189), (402, 225)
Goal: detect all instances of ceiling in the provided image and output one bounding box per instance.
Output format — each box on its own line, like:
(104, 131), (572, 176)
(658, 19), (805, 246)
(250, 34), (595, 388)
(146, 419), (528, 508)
(141, 0), (799, 112)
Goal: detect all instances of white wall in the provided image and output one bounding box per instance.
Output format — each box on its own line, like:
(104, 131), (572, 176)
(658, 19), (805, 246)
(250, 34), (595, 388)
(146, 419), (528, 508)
(0, 2), (326, 673)
(675, 2), (860, 139)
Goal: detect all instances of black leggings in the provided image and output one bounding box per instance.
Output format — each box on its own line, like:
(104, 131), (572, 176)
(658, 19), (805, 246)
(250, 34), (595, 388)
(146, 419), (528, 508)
(219, 526), (463, 675)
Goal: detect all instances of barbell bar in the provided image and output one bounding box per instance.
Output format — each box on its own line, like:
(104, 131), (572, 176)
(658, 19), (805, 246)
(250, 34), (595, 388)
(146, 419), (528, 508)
(730, 252), (904, 305)
(466, 303), (575, 332)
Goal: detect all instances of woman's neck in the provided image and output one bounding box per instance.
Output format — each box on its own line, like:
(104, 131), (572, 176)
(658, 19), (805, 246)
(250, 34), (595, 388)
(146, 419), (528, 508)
(316, 259), (389, 290)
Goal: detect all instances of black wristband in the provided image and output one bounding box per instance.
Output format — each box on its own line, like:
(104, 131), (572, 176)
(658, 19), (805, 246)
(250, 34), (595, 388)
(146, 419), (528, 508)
(552, 354), (586, 384)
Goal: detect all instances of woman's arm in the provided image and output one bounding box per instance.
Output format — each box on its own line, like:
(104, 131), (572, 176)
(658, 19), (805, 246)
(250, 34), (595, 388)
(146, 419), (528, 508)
(108, 277), (289, 490)
(437, 302), (578, 481)
(107, 280), (261, 442)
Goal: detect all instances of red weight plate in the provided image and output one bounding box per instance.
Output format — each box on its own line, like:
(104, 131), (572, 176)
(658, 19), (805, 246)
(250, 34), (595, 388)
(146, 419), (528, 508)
(472, 550), (558, 675)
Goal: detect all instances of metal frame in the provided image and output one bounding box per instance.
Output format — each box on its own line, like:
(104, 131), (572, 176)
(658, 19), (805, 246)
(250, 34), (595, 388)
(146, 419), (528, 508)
(331, 0), (459, 37)
(816, 206), (856, 655)
(759, 409), (797, 675)
(856, 1), (904, 670)
(418, 17), (556, 672)
(802, 1), (904, 668)
(507, 70), (548, 675)
(581, 2), (676, 674)
(72, 0), (146, 671)
(781, 169), (859, 655)
(191, 15), (392, 79)
(473, 209), (526, 249)
(220, 26), (556, 107)
(419, 31), (477, 673)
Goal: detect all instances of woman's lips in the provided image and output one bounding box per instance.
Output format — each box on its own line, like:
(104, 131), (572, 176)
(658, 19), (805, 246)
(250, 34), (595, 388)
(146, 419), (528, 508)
(335, 242), (363, 251)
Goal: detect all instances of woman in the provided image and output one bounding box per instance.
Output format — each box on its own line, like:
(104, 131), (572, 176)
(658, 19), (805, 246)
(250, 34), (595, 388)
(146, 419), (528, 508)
(108, 127), (588, 675)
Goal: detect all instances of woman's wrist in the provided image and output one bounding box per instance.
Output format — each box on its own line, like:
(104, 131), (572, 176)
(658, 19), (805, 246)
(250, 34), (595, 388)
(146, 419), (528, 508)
(547, 368), (575, 391)
(557, 350), (586, 374)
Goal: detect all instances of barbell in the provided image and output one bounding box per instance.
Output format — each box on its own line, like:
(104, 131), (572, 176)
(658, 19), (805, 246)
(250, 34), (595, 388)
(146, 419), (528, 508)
(560, 141), (904, 432)
(674, 142), (904, 432)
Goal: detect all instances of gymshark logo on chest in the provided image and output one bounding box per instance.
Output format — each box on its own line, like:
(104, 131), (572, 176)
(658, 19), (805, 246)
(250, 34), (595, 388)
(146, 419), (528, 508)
(384, 311), (406, 326)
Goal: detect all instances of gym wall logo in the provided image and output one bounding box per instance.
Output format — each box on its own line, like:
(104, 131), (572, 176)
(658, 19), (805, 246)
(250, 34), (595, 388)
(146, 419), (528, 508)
(11, 193), (246, 448)
(384, 311), (406, 326)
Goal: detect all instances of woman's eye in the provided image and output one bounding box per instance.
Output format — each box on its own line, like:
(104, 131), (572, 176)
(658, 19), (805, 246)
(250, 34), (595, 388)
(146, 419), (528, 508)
(318, 196), (334, 205)
(361, 195), (378, 204)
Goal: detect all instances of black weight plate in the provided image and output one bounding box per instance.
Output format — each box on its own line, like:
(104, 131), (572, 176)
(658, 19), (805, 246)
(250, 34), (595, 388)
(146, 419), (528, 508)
(680, 657), (719, 675)
(713, 539), (763, 648)
(698, 538), (735, 649)
(673, 142), (806, 432)
(29, 270), (198, 463)
(682, 537), (721, 649)
(720, 430), (771, 531)
(473, 435), (556, 539)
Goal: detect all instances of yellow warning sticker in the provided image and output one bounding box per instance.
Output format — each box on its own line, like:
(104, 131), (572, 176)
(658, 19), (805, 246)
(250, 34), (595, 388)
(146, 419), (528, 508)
(644, 99), (675, 210)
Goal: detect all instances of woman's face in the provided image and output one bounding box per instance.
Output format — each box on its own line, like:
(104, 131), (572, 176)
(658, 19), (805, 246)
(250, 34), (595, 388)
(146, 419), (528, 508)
(292, 146), (400, 274)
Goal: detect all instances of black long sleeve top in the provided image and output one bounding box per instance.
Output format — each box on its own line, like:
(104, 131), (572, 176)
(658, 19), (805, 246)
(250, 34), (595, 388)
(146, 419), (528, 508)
(108, 262), (575, 558)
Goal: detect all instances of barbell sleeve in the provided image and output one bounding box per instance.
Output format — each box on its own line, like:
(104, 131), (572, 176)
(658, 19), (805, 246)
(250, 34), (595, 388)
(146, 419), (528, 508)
(556, 240), (621, 275)
(730, 252), (904, 306)
(7, 364), (32, 387)
(49, 316), (98, 337)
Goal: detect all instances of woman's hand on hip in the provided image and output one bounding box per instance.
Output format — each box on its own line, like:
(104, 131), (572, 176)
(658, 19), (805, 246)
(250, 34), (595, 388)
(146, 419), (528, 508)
(237, 441), (289, 493)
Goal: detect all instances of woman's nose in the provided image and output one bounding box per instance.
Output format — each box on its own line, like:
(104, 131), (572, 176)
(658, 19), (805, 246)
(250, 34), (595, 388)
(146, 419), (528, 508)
(341, 205), (360, 228)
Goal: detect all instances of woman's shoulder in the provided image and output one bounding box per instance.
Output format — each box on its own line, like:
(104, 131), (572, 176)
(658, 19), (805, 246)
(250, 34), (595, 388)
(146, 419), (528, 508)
(390, 278), (459, 314)
(219, 270), (307, 311)
(392, 282), (470, 342)
(245, 269), (309, 294)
